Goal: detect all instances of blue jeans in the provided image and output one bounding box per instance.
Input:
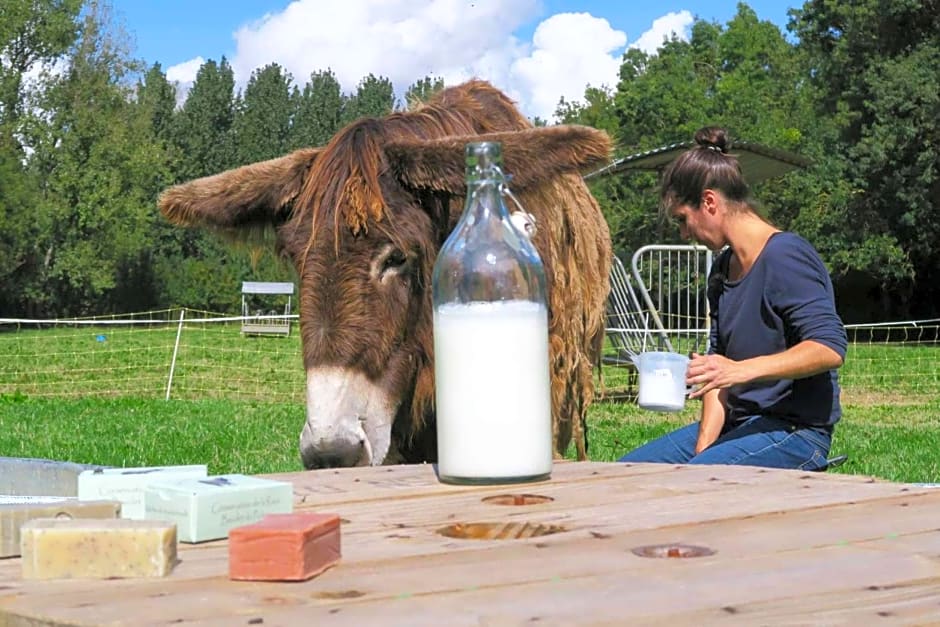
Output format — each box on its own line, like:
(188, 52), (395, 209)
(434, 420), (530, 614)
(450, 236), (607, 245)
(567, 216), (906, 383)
(618, 415), (833, 470)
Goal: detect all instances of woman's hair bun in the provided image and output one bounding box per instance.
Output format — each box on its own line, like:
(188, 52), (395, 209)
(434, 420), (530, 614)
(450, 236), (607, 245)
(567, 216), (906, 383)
(694, 126), (730, 154)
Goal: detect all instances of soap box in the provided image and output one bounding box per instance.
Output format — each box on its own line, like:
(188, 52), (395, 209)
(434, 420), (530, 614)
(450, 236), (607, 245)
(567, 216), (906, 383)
(0, 495), (74, 505)
(78, 465), (208, 520)
(143, 474), (293, 543)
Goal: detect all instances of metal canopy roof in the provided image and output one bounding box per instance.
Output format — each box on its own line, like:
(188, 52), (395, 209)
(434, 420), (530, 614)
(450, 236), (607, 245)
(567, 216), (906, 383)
(585, 140), (812, 185)
(241, 281), (295, 295)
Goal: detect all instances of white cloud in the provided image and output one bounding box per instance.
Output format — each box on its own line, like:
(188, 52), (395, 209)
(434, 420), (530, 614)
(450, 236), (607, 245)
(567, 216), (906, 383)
(630, 11), (694, 54)
(229, 0), (538, 107)
(165, 56), (205, 106)
(510, 13), (626, 121)
(170, 2), (695, 123)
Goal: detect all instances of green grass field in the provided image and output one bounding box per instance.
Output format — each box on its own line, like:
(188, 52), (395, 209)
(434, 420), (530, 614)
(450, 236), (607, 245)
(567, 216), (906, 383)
(2, 320), (939, 483)
(2, 394), (939, 483)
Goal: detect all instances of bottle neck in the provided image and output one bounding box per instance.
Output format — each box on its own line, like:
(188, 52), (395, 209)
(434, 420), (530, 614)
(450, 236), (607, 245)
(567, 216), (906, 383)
(465, 164), (510, 220)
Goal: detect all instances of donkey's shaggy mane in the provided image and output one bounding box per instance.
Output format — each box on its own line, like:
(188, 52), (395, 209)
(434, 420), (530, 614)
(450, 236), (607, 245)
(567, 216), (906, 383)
(291, 80), (532, 240)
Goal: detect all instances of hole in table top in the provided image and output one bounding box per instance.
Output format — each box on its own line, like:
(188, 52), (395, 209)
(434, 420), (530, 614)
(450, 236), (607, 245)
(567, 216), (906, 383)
(631, 544), (715, 558)
(436, 521), (565, 540)
(481, 494), (554, 506)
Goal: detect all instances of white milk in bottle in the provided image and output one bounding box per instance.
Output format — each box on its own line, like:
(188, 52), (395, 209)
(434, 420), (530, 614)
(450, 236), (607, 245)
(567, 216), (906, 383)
(434, 301), (552, 481)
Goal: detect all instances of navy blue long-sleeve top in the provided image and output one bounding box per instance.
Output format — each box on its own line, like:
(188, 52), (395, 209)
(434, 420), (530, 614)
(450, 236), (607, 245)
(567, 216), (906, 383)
(707, 232), (847, 427)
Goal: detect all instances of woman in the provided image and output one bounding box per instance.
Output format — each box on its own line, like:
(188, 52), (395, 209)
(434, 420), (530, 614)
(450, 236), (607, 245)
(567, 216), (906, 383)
(619, 126), (847, 470)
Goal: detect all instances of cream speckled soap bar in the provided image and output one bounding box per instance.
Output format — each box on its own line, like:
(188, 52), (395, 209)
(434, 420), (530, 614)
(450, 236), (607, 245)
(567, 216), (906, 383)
(144, 474), (292, 543)
(77, 465), (208, 519)
(20, 518), (177, 579)
(1, 499), (121, 558)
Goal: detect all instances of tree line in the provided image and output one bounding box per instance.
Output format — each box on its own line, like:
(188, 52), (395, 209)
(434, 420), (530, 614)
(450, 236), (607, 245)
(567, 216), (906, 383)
(559, 1), (939, 323)
(2, 0), (937, 323)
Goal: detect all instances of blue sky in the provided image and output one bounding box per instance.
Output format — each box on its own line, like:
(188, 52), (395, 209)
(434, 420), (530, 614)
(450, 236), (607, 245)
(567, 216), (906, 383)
(109, 0), (799, 120)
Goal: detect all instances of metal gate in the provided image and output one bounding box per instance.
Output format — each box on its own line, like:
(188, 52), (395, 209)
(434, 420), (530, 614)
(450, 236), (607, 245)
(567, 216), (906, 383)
(629, 244), (713, 355)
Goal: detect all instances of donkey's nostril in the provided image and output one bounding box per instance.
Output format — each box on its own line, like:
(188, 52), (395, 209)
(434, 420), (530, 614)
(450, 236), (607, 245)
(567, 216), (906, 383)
(301, 452), (345, 470)
(299, 431), (368, 470)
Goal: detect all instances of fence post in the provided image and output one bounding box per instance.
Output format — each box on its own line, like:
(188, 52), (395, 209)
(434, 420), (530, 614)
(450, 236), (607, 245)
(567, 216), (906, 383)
(165, 308), (186, 401)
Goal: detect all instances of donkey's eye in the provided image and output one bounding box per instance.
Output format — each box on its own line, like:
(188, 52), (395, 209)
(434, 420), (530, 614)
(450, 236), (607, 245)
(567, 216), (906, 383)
(381, 249), (408, 273)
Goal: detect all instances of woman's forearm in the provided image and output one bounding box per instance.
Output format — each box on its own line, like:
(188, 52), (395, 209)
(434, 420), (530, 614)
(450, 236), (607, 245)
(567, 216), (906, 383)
(742, 340), (844, 382)
(695, 388), (725, 454)
(688, 341), (843, 399)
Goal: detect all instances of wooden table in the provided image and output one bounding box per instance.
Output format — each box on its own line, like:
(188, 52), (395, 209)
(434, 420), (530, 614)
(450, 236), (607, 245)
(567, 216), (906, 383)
(2, 461), (940, 625)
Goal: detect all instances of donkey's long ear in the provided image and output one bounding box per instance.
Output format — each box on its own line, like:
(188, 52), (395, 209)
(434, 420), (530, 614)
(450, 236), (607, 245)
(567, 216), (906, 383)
(159, 147), (321, 236)
(385, 125), (611, 194)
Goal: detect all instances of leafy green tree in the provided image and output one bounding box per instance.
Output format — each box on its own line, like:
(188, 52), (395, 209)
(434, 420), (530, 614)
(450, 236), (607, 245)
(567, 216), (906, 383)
(792, 0), (939, 317)
(556, 86), (618, 137)
(712, 6), (806, 147)
(614, 38), (711, 153)
(291, 68), (345, 149)
(342, 73), (396, 123)
(157, 58), (297, 311)
(26, 0), (170, 315)
(0, 129), (44, 315)
(136, 62), (176, 143)
(0, 0), (81, 316)
(556, 85), (651, 252)
(128, 62), (189, 312)
(171, 57), (236, 181)
(602, 33), (727, 250)
(225, 63), (300, 301)
(564, 0), (937, 321)
(403, 75), (444, 110)
(572, 6), (825, 258)
(0, 0), (81, 125)
(232, 62), (294, 164)
(151, 56), (245, 311)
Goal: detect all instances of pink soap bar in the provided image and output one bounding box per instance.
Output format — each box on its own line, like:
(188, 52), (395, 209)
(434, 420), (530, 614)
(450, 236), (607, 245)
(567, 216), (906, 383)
(228, 512), (341, 581)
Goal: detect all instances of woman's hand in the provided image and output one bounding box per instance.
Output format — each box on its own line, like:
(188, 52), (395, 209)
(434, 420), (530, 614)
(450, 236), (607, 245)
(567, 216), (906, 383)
(687, 341), (843, 400)
(687, 352), (742, 399)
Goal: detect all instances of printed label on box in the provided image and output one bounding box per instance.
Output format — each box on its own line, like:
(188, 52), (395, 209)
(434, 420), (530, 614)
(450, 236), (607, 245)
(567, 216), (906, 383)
(78, 465), (208, 519)
(144, 474), (293, 543)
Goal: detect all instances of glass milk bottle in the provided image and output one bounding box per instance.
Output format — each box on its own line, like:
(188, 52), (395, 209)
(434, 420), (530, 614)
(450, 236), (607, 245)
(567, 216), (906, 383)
(431, 141), (552, 485)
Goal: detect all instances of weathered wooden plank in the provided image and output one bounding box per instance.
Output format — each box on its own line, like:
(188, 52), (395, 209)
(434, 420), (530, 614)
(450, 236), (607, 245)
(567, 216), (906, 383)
(1, 463), (938, 626)
(0, 466), (919, 587)
(669, 535), (940, 625)
(268, 461), (901, 509)
(4, 487), (933, 607)
(705, 580), (940, 626)
(267, 460), (671, 507)
(6, 542), (932, 626)
(3, 501), (939, 625)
